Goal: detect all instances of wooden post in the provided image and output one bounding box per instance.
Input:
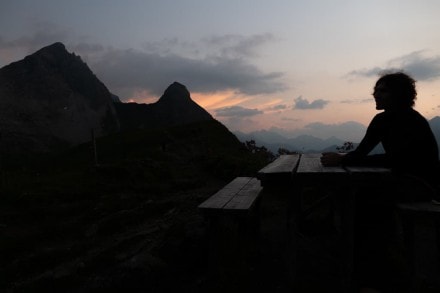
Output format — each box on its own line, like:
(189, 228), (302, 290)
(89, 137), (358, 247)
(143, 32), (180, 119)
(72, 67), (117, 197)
(91, 129), (98, 166)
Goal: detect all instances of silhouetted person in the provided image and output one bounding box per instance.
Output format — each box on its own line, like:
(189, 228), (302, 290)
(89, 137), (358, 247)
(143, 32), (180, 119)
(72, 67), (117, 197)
(321, 72), (440, 293)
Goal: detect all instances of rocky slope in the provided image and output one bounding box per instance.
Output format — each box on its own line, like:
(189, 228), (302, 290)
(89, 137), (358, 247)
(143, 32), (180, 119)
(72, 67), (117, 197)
(0, 42), (120, 153)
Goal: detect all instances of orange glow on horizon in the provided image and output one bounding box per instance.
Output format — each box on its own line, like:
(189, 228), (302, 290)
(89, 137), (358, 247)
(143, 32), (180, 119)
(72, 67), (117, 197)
(125, 89), (158, 104)
(191, 90), (251, 110)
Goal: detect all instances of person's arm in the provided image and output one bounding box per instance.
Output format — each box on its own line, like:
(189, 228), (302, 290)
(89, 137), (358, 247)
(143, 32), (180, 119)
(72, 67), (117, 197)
(330, 114), (389, 167)
(320, 152), (344, 166)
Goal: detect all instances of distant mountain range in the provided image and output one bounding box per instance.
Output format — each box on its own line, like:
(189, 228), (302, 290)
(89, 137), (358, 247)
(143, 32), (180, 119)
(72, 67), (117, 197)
(235, 116), (440, 154)
(234, 130), (347, 153)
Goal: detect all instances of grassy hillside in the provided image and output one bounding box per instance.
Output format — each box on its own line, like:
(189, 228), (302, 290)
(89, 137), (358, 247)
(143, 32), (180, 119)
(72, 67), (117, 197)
(0, 119), (270, 200)
(0, 120), (276, 292)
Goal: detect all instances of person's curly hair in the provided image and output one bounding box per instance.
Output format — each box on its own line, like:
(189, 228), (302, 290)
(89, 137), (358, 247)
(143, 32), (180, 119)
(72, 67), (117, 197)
(375, 71), (417, 107)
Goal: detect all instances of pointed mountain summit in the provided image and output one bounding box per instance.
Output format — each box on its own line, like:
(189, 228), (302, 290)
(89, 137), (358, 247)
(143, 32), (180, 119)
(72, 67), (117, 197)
(156, 81), (213, 123)
(158, 81), (192, 103)
(0, 42), (119, 153)
(114, 82), (213, 130)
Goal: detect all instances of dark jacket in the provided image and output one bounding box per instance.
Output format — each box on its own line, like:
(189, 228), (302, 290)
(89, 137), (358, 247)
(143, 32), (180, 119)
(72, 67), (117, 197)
(342, 108), (440, 186)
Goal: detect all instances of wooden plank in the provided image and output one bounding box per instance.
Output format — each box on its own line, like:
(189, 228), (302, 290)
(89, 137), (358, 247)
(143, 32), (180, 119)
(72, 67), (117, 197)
(397, 202), (440, 215)
(198, 177), (253, 209)
(224, 178), (262, 210)
(258, 154), (300, 175)
(345, 166), (391, 174)
(297, 153), (346, 174)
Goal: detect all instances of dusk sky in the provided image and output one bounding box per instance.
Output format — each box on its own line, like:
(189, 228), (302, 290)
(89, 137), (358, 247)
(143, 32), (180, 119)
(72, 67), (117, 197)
(1, 0), (440, 141)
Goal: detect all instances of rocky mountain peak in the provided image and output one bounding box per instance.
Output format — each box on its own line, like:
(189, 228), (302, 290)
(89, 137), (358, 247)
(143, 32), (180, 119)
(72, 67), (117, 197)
(0, 42), (120, 153)
(4, 42), (83, 78)
(114, 82), (214, 130)
(158, 81), (191, 104)
(29, 42), (69, 62)
(1, 42), (104, 108)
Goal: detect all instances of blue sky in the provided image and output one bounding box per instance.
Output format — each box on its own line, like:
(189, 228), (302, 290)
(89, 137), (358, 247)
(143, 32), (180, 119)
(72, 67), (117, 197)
(1, 0), (440, 140)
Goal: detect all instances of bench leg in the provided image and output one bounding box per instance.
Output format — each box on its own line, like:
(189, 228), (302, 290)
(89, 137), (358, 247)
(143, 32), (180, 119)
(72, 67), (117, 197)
(205, 211), (261, 290)
(400, 214), (440, 293)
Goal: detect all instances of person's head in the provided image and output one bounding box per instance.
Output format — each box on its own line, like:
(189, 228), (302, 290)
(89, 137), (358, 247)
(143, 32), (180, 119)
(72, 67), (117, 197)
(372, 71), (417, 110)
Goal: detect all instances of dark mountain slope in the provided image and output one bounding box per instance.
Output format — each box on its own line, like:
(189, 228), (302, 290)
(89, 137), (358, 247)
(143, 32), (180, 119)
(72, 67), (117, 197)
(0, 42), (119, 153)
(114, 82), (213, 131)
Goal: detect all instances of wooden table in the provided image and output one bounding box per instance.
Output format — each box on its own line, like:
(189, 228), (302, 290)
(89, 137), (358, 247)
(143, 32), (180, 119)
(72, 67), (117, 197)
(257, 153), (391, 292)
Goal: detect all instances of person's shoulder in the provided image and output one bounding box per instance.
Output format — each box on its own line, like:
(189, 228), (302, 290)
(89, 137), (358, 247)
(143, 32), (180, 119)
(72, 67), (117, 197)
(409, 108), (430, 122)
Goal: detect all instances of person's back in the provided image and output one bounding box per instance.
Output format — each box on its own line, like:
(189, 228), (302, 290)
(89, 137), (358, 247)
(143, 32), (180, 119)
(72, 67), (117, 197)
(351, 107), (439, 185)
(323, 71), (440, 190)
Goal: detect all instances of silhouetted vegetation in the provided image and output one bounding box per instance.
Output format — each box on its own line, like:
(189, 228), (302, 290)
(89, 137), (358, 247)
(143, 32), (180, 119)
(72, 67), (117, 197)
(336, 141), (354, 153)
(244, 139), (275, 161)
(277, 147), (298, 156)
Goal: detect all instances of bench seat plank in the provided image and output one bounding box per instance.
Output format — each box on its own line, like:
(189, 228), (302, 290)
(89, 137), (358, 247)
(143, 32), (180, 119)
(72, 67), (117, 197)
(397, 202), (440, 215)
(198, 177), (262, 213)
(345, 166), (391, 173)
(224, 178), (262, 210)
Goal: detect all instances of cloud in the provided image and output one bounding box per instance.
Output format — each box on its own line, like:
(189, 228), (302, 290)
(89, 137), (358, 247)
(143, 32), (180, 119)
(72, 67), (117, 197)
(0, 22), (70, 52)
(0, 21), (106, 65)
(265, 104), (288, 112)
(281, 117), (301, 122)
(214, 106), (263, 117)
(340, 98), (372, 104)
(202, 33), (276, 59)
(91, 48), (286, 99)
(0, 26), (286, 100)
(272, 104), (288, 110)
(346, 66), (385, 78)
(101, 33), (285, 99)
(348, 51), (440, 81)
(390, 51), (440, 81)
(293, 96), (329, 110)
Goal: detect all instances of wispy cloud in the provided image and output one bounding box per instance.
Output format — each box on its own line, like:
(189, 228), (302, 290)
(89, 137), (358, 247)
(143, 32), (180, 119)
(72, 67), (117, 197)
(0, 21), (107, 57)
(202, 33), (276, 59)
(281, 117), (301, 122)
(266, 104), (288, 111)
(214, 106), (263, 118)
(348, 50), (440, 81)
(0, 22), (70, 52)
(293, 96), (329, 110)
(340, 98), (372, 104)
(390, 51), (440, 81)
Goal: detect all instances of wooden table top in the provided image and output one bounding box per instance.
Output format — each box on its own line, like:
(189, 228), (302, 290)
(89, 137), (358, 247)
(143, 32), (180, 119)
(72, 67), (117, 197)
(258, 153), (391, 185)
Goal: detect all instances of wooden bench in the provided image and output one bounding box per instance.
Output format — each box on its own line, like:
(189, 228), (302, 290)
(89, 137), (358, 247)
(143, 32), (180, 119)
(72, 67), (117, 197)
(397, 201), (440, 292)
(198, 177), (263, 276)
